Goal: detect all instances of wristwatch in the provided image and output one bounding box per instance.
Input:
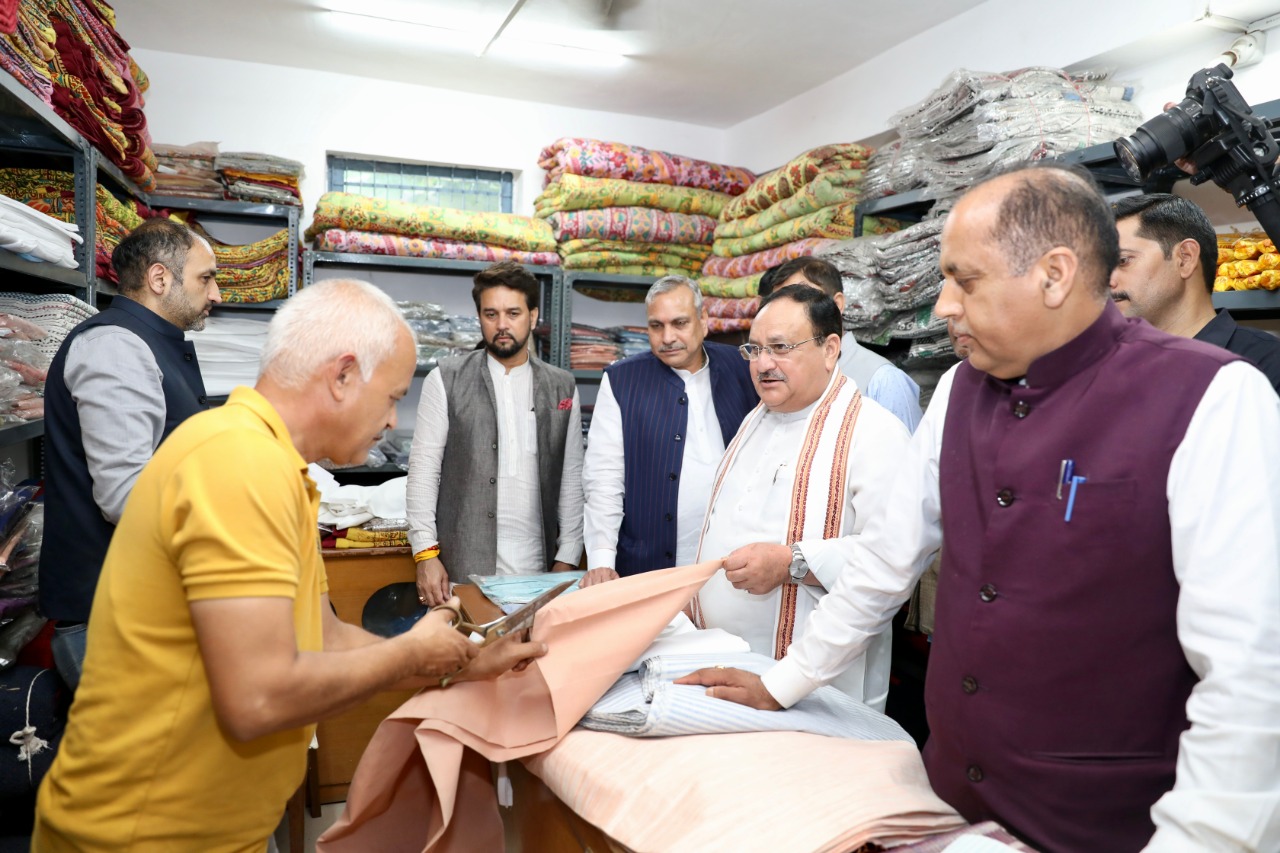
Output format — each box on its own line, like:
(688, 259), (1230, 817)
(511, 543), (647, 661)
(788, 543), (808, 582)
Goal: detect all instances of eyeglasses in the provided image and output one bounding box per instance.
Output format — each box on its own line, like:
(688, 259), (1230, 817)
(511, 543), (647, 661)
(738, 336), (822, 361)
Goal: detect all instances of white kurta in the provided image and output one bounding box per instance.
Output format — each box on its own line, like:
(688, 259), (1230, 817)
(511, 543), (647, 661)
(696, 370), (910, 711)
(761, 360), (1280, 852)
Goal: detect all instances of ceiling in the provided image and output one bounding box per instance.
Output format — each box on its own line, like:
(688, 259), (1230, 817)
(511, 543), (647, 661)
(109, 0), (990, 128)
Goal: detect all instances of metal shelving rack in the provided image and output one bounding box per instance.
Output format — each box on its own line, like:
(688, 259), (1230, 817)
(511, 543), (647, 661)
(149, 194), (302, 308)
(852, 97), (1280, 316)
(303, 249), (563, 360)
(556, 270), (654, 377)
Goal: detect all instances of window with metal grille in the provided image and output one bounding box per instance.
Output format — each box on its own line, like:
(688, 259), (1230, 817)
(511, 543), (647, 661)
(327, 156), (514, 213)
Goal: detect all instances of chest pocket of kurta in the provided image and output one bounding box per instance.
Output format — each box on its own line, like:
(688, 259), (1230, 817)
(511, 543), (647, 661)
(767, 462), (796, 532)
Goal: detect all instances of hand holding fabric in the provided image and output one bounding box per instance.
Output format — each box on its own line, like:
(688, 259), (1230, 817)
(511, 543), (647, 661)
(722, 543), (791, 595)
(453, 630), (548, 684)
(674, 666), (783, 711)
(405, 597), (478, 677)
(580, 567), (620, 587)
(416, 557), (450, 606)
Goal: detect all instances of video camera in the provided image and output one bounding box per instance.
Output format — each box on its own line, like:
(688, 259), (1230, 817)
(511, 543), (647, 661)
(1114, 63), (1280, 244)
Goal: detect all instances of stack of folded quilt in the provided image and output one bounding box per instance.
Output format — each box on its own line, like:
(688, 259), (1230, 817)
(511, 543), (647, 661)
(1215, 232), (1279, 292)
(0, 168), (162, 282)
(0, 0), (157, 190)
(0, 193), (82, 268)
(536, 138), (754, 278)
(189, 223), (291, 304)
(307, 191), (560, 265)
(567, 323), (622, 371)
(611, 325), (648, 359)
(215, 152), (305, 207)
(700, 143), (899, 330)
(152, 141), (223, 199)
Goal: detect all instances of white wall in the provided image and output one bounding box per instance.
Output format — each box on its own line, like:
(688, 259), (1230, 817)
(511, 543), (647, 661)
(721, 0), (1214, 170)
(131, 49), (727, 220)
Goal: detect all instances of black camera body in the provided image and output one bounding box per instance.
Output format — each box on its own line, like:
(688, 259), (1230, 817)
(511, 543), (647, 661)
(1114, 63), (1280, 243)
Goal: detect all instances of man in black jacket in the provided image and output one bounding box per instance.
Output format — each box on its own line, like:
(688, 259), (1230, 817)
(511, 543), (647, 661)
(40, 218), (220, 689)
(1111, 192), (1280, 392)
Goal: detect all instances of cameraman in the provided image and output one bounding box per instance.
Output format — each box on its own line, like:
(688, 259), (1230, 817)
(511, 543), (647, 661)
(1110, 193), (1280, 392)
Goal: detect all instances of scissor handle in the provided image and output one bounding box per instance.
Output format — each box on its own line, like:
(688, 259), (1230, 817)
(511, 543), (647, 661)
(429, 603), (481, 635)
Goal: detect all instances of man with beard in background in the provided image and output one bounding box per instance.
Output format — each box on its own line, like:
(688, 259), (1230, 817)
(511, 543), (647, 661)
(407, 261), (584, 605)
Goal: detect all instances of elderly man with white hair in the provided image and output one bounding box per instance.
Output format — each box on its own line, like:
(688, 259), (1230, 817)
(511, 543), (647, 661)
(32, 279), (545, 853)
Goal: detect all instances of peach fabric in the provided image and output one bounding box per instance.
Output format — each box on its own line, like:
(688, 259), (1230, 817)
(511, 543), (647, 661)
(524, 730), (967, 852)
(318, 561), (723, 852)
(319, 559), (968, 852)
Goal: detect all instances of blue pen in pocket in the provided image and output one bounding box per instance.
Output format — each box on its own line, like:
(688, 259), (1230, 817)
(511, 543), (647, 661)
(1064, 475), (1087, 522)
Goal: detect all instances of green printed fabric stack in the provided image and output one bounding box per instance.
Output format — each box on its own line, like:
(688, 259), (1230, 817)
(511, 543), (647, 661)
(535, 140), (753, 279)
(699, 144), (886, 299)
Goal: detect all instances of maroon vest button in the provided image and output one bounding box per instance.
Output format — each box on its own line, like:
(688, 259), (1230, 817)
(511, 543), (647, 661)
(979, 584), (997, 602)
(995, 488), (1014, 507)
(1013, 400), (1030, 418)
(961, 676), (978, 694)
(967, 764), (984, 782)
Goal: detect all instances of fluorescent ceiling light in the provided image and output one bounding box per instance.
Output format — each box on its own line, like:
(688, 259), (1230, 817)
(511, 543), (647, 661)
(326, 10), (481, 51)
(322, 4), (629, 67)
(488, 38), (628, 68)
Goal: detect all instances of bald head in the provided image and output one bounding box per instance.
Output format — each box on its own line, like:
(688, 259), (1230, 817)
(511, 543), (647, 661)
(973, 164), (1120, 296)
(935, 164), (1115, 380)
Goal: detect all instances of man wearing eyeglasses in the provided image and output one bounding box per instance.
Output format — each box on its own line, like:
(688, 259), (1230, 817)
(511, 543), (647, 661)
(688, 284), (910, 711)
(40, 219), (221, 691)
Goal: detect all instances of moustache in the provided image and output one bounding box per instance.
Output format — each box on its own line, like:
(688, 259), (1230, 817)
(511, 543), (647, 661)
(756, 370), (786, 382)
(659, 344), (686, 353)
(1111, 292), (1130, 302)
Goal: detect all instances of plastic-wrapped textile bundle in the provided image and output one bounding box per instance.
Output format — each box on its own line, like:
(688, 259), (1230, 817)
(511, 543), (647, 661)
(860, 138), (930, 201)
(1215, 233), (1280, 291)
(610, 326), (649, 359)
(890, 67), (1122, 140)
(539, 138), (756, 196)
(890, 66), (1140, 197)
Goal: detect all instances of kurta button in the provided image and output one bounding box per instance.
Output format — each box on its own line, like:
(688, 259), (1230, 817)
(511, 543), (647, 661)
(491, 442), (498, 450)
(668, 472), (677, 480)
(489, 477), (496, 484)
(674, 434), (682, 442)
(1012, 400), (1029, 418)
(979, 584), (997, 602)
(487, 512), (495, 518)
(967, 765), (984, 783)
(995, 488), (1014, 507)
(961, 676), (978, 694)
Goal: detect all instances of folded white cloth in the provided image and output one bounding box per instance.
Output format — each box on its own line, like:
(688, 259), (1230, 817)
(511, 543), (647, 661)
(581, 651), (913, 742)
(0, 194), (82, 268)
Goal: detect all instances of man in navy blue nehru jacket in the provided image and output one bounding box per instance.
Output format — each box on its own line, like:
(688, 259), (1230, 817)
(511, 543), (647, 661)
(580, 275), (757, 586)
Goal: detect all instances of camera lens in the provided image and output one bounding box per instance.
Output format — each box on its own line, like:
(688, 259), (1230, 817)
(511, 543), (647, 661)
(1113, 102), (1207, 181)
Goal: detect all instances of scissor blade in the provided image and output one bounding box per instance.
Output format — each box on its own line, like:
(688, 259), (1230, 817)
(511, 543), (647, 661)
(482, 579), (575, 644)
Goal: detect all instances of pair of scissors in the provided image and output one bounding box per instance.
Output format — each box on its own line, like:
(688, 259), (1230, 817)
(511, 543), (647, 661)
(431, 579), (575, 648)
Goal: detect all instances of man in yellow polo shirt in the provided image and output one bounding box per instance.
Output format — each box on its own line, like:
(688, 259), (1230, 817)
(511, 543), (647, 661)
(32, 279), (545, 852)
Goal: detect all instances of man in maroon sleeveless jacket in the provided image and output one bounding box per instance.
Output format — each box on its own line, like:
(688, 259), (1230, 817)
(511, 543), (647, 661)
(678, 164), (1280, 852)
